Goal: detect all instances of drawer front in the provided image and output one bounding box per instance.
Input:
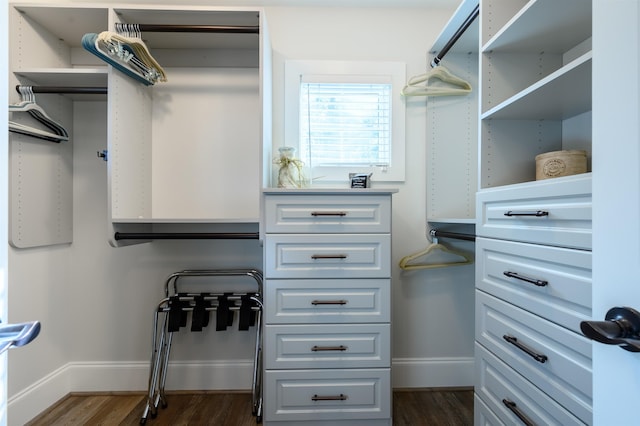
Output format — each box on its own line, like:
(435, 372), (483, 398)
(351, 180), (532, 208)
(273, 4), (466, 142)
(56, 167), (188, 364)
(475, 394), (506, 426)
(264, 194), (391, 233)
(477, 174), (592, 249)
(265, 279), (390, 324)
(265, 324), (390, 369)
(476, 291), (592, 423)
(264, 368), (391, 422)
(265, 234), (391, 279)
(476, 237), (591, 333)
(475, 343), (585, 426)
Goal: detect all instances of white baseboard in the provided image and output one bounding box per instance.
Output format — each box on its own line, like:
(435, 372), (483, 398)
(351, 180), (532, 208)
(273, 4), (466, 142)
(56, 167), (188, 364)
(8, 359), (255, 426)
(8, 356), (473, 425)
(392, 357), (474, 388)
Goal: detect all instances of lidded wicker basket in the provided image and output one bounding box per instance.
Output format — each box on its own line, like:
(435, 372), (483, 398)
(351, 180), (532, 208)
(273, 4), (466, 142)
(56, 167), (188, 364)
(535, 150), (587, 180)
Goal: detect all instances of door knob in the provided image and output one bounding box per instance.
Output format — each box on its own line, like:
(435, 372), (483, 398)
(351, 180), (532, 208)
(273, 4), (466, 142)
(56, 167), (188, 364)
(580, 307), (640, 352)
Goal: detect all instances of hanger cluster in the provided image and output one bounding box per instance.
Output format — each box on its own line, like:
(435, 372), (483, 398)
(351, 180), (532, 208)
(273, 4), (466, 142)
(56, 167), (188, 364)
(8, 86), (69, 143)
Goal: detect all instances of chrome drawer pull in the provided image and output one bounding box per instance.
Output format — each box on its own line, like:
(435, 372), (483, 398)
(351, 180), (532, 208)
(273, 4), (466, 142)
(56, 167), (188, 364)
(311, 300), (348, 306)
(311, 345), (348, 352)
(502, 399), (537, 426)
(311, 254), (348, 260)
(311, 211), (347, 217)
(503, 271), (548, 287)
(503, 335), (548, 363)
(312, 394), (348, 402)
(504, 210), (549, 217)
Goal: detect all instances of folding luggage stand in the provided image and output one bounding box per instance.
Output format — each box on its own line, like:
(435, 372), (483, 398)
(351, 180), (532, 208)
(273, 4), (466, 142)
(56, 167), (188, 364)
(140, 269), (263, 424)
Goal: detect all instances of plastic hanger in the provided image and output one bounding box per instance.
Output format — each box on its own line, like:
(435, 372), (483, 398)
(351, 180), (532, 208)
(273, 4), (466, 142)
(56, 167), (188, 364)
(82, 32), (160, 86)
(401, 65), (472, 97)
(8, 86), (69, 142)
(399, 237), (474, 270)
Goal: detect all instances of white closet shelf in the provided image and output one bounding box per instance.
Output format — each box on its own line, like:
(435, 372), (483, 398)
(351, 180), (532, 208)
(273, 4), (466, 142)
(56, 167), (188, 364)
(112, 218), (260, 224)
(13, 5), (108, 48)
(15, 68), (108, 86)
(429, 0), (479, 55)
(481, 51), (591, 120)
(482, 0), (591, 53)
(428, 218), (476, 225)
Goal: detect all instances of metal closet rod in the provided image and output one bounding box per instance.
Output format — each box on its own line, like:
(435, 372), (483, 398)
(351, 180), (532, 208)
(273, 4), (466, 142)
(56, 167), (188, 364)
(16, 85), (107, 95)
(430, 229), (476, 242)
(114, 232), (259, 241)
(115, 23), (259, 34)
(431, 4), (479, 68)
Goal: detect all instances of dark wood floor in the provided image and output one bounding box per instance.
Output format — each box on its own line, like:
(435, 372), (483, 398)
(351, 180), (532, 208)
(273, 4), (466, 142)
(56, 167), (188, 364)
(26, 389), (474, 426)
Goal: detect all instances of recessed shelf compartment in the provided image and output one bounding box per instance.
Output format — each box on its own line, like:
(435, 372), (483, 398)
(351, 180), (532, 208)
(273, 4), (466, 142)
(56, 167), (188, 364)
(13, 5), (108, 47)
(482, 0), (592, 53)
(482, 51), (591, 120)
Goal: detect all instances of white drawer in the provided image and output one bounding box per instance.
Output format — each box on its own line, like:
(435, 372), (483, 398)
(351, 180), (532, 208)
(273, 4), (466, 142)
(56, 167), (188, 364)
(265, 279), (390, 324)
(264, 194), (391, 233)
(264, 368), (391, 422)
(475, 394), (506, 426)
(476, 237), (591, 333)
(476, 291), (592, 424)
(264, 234), (391, 279)
(477, 174), (592, 249)
(475, 343), (584, 426)
(265, 324), (390, 369)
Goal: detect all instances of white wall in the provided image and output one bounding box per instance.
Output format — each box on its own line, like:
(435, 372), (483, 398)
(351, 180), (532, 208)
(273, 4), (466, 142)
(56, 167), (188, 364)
(6, 2), (475, 423)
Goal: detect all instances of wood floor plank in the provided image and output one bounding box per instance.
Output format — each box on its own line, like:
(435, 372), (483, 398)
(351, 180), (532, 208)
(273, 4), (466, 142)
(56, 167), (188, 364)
(27, 389), (474, 425)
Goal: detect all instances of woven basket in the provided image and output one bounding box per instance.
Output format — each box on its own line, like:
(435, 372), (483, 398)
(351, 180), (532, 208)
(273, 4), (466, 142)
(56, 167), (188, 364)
(535, 150), (587, 180)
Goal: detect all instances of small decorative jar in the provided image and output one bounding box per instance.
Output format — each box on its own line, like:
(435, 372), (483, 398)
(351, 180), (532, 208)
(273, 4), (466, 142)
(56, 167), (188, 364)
(275, 146), (307, 188)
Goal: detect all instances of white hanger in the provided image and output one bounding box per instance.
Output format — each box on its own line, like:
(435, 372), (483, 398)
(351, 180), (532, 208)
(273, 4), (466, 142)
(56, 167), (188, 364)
(8, 86), (69, 142)
(399, 236), (474, 270)
(401, 65), (472, 97)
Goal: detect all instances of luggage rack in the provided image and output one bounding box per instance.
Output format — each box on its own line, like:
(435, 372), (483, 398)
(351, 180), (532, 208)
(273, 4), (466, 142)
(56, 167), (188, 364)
(140, 269), (264, 424)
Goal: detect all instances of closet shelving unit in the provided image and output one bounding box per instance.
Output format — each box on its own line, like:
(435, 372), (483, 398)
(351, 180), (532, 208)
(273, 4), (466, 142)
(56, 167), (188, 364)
(475, 0), (593, 425)
(424, 0), (478, 248)
(9, 5), (110, 248)
(479, 0), (592, 188)
(426, 0), (478, 227)
(9, 4), (273, 247)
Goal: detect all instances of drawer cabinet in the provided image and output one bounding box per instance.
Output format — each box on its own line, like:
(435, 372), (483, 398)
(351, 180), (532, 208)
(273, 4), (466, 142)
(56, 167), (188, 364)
(477, 174), (592, 250)
(262, 189), (395, 425)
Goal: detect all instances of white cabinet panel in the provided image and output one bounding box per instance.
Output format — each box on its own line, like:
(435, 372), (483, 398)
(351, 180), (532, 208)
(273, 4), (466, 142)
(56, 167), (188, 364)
(476, 291), (592, 423)
(265, 279), (390, 324)
(476, 237), (591, 333)
(477, 174), (592, 249)
(264, 324), (390, 369)
(264, 234), (391, 279)
(264, 194), (391, 233)
(264, 368), (391, 422)
(476, 344), (584, 426)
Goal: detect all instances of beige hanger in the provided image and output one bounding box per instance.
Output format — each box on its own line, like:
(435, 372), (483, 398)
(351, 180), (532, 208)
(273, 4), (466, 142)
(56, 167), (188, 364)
(399, 241), (474, 270)
(401, 65), (472, 97)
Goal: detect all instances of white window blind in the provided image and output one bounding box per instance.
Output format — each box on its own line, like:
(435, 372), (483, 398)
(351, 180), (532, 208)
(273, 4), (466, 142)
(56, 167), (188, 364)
(284, 60), (406, 183)
(299, 81), (392, 168)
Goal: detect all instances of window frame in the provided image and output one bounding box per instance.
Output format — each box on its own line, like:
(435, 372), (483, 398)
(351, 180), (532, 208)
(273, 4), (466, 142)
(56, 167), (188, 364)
(284, 60), (406, 183)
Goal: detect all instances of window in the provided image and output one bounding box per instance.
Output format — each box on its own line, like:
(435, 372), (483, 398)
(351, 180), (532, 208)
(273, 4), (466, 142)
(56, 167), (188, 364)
(285, 60), (406, 183)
